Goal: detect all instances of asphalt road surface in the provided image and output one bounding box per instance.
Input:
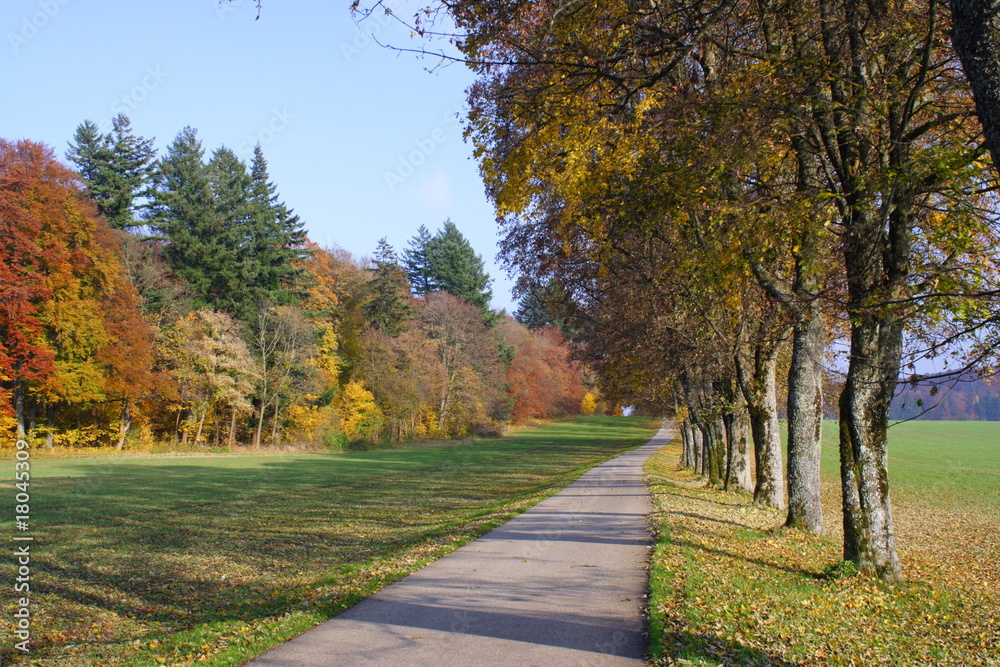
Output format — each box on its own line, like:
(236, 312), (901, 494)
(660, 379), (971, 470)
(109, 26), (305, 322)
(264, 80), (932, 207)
(247, 422), (674, 666)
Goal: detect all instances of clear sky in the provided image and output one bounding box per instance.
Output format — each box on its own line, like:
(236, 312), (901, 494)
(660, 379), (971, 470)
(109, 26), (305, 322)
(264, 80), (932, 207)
(1, 0), (518, 312)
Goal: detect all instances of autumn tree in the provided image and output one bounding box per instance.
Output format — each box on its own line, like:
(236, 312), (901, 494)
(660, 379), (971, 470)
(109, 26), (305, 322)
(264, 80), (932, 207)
(499, 318), (585, 422)
(420, 292), (507, 434)
(0, 140), (58, 438)
(163, 309), (259, 446)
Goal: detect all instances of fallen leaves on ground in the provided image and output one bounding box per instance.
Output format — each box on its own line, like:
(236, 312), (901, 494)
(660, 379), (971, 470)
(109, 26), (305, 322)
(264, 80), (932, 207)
(646, 440), (1000, 667)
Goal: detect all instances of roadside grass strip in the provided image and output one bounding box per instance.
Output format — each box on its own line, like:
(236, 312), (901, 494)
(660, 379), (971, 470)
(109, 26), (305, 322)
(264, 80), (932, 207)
(645, 435), (1000, 667)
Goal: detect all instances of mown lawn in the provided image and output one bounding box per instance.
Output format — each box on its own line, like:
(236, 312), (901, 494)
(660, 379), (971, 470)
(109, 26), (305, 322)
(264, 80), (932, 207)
(647, 420), (1000, 666)
(0, 415), (658, 666)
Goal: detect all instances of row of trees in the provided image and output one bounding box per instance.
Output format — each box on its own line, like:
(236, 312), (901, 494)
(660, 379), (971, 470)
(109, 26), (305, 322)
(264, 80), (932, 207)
(388, 0), (1000, 581)
(1, 118), (594, 451)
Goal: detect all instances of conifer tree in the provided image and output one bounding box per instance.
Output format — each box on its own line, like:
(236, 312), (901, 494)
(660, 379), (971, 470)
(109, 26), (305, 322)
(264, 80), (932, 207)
(247, 144), (309, 306)
(402, 224), (434, 296)
(425, 220), (493, 310)
(207, 146), (256, 317)
(148, 127), (225, 310)
(66, 114), (155, 230)
(365, 238), (414, 336)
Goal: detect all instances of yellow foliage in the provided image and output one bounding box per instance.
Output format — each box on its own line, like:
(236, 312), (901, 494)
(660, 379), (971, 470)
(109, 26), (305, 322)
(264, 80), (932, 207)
(580, 391), (598, 416)
(316, 327), (342, 386)
(286, 402), (337, 442)
(337, 380), (382, 439)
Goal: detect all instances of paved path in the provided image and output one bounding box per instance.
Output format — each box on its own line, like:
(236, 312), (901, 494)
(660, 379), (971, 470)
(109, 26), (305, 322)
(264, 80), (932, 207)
(248, 423), (674, 667)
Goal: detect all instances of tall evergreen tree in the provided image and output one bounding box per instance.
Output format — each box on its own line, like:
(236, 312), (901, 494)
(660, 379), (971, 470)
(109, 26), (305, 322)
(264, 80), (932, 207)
(247, 144), (309, 305)
(148, 127), (226, 310)
(425, 220), (493, 310)
(66, 114), (155, 230)
(402, 224), (434, 296)
(207, 146), (256, 317)
(364, 238), (414, 336)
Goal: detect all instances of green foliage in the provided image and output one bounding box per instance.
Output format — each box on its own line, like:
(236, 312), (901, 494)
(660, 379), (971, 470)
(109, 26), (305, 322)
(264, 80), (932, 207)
(364, 238), (414, 336)
(425, 220), (493, 310)
(149, 131), (308, 322)
(402, 224), (434, 296)
(66, 114), (156, 230)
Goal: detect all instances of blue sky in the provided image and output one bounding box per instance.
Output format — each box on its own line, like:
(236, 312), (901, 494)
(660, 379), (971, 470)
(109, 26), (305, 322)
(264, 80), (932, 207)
(1, 0), (518, 311)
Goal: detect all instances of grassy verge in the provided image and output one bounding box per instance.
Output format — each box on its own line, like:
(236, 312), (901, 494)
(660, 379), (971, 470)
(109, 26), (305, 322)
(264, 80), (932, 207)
(646, 426), (1000, 666)
(0, 415), (658, 666)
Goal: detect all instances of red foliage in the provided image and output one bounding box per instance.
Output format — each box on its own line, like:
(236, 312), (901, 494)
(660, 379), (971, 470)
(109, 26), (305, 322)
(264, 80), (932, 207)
(0, 140), (63, 415)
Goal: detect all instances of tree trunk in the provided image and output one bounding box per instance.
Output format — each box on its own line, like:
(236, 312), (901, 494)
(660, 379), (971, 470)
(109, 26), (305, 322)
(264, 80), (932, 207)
(838, 313), (904, 582)
(270, 396), (281, 443)
(723, 402), (753, 493)
(45, 404), (55, 449)
(195, 409), (206, 445)
(253, 398), (266, 448)
(738, 344), (786, 509)
(14, 382), (27, 441)
(228, 404), (238, 447)
(681, 420), (694, 467)
(706, 417), (726, 486)
(950, 0), (1000, 177)
(691, 419), (704, 476)
(116, 398), (132, 451)
(785, 305), (825, 533)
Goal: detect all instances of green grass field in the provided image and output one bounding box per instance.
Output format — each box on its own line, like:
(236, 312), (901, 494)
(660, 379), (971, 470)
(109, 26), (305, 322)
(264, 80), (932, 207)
(648, 420), (1000, 666)
(820, 420), (1000, 511)
(0, 416), (658, 666)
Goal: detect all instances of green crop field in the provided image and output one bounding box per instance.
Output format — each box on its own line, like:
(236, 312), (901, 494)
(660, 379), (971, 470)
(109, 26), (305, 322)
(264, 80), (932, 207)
(819, 420), (1000, 511)
(0, 416), (658, 666)
(648, 420), (1000, 666)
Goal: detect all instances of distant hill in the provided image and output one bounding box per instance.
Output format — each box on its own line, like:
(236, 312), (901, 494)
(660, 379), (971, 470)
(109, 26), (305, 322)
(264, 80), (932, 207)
(890, 376), (1000, 421)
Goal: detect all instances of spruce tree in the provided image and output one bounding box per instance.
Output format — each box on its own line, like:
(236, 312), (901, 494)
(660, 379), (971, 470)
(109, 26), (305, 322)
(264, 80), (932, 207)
(402, 224), (434, 296)
(364, 238), (414, 336)
(425, 220), (493, 310)
(248, 145), (309, 306)
(207, 146), (256, 317)
(148, 127), (224, 309)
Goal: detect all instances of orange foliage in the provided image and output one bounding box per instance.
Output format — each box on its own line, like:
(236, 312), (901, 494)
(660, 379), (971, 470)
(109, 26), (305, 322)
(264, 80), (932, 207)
(500, 319), (585, 423)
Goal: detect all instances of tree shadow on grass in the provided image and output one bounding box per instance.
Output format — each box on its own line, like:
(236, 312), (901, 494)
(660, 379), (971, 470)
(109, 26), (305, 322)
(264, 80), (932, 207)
(668, 535), (823, 579)
(660, 629), (799, 666)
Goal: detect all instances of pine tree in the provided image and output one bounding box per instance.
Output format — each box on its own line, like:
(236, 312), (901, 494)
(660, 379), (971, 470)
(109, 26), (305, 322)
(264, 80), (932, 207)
(364, 238), (414, 336)
(66, 115), (155, 230)
(402, 224), (434, 296)
(425, 220), (493, 310)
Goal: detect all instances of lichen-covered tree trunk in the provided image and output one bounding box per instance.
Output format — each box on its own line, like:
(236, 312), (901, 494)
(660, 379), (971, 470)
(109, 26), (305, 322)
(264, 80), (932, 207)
(700, 417), (726, 486)
(785, 305), (825, 533)
(738, 342), (786, 509)
(681, 420), (695, 467)
(838, 311), (905, 582)
(723, 400), (753, 493)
